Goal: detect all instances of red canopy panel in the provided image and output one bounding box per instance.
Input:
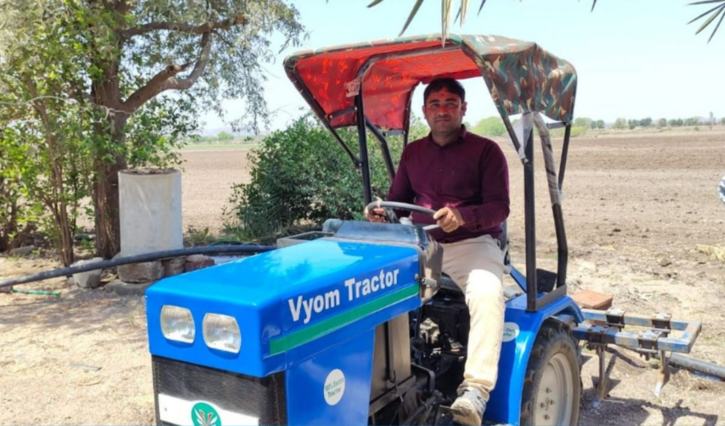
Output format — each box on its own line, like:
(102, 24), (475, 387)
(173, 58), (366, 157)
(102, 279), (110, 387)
(284, 34), (577, 131)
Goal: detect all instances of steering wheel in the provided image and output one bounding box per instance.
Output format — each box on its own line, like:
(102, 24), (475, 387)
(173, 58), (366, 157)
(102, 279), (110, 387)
(365, 201), (440, 231)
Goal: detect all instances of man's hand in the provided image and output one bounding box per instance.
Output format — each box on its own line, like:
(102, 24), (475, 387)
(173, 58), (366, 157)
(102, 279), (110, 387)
(434, 207), (465, 233)
(364, 206), (388, 223)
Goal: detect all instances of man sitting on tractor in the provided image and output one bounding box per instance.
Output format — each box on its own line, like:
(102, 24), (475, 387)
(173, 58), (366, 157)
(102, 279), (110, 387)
(365, 78), (510, 426)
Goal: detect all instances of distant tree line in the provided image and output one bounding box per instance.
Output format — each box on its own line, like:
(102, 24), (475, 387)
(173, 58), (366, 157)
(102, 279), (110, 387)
(467, 114), (725, 140)
(610, 117), (724, 130)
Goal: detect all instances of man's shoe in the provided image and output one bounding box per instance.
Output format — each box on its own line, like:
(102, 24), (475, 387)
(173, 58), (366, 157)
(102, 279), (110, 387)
(451, 389), (486, 426)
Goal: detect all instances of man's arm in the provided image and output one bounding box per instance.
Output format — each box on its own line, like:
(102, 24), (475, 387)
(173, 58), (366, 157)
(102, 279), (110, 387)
(457, 142), (510, 230)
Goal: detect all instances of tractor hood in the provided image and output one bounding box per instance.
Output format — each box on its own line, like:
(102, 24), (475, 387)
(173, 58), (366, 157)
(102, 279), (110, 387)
(145, 238), (423, 377)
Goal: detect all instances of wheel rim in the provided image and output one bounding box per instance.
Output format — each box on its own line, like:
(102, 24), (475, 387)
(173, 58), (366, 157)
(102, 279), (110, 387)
(533, 352), (575, 426)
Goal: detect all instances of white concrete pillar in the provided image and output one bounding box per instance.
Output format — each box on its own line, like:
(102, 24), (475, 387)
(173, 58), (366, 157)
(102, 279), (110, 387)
(119, 169), (183, 257)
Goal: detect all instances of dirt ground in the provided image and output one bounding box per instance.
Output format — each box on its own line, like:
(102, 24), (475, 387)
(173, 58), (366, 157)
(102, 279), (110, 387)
(2, 129), (725, 425)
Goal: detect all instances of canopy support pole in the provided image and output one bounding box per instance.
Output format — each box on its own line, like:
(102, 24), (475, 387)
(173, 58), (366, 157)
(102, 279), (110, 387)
(356, 95), (373, 204)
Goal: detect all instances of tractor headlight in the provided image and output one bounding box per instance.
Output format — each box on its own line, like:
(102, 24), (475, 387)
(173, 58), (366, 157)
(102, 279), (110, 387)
(203, 313), (241, 353)
(160, 305), (195, 343)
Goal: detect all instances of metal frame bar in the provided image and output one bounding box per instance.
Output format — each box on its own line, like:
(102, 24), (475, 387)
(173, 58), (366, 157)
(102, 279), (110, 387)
(523, 116), (538, 312)
(535, 285), (568, 311)
(559, 125), (572, 190)
(532, 114), (569, 291)
(366, 119), (396, 182)
(356, 94), (373, 204)
(291, 70), (361, 168)
(573, 310), (702, 353)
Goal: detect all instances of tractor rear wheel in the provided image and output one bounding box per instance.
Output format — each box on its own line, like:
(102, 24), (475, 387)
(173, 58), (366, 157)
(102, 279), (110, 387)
(520, 320), (582, 426)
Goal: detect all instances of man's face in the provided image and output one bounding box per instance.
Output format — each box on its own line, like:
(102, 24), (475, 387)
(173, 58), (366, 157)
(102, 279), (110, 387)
(422, 88), (467, 138)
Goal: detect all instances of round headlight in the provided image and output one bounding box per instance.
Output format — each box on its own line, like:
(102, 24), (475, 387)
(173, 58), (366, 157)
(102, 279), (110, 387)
(160, 305), (195, 343)
(203, 313), (241, 353)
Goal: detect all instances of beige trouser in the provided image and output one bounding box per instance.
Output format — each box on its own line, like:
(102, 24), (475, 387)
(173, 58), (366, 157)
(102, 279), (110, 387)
(440, 234), (505, 402)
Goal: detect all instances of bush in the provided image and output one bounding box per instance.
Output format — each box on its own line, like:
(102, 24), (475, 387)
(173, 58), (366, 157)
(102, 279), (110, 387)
(217, 131), (235, 142)
(472, 117), (506, 138)
(548, 125), (587, 139)
(225, 116), (402, 241)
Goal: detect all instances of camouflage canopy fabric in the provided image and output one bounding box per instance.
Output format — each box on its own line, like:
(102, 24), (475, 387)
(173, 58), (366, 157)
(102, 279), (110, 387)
(283, 34), (577, 131)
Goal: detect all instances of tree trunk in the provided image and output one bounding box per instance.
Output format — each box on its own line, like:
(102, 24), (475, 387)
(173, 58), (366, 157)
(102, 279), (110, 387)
(57, 205), (75, 267)
(93, 152), (127, 259)
(91, 54), (128, 259)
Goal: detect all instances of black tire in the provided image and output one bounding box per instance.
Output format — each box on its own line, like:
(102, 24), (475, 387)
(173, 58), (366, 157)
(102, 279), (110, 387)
(520, 320), (582, 426)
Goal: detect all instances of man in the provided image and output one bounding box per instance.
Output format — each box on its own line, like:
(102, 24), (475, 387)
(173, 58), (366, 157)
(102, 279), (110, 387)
(365, 78), (509, 425)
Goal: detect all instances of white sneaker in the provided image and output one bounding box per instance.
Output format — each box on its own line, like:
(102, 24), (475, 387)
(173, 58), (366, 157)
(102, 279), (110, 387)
(451, 389), (486, 425)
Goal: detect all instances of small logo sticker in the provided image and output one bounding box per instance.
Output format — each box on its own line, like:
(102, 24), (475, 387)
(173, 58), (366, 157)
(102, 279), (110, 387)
(191, 402), (221, 426)
(324, 369), (346, 406)
(502, 322), (520, 343)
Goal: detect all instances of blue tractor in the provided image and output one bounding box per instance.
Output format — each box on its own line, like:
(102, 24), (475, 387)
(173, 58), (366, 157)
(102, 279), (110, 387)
(145, 34), (701, 426)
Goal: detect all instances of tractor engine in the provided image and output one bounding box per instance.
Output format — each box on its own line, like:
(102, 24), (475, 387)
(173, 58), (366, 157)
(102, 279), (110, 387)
(411, 283), (471, 400)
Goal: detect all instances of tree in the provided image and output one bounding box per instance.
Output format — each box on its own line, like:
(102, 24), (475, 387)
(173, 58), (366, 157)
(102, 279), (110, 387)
(613, 118), (627, 130)
(472, 116), (506, 138)
(595, 120), (605, 129)
(0, 8), (96, 265)
(0, 0), (304, 258)
(369, 1), (725, 42)
(574, 117), (592, 129)
(640, 117), (653, 127)
(217, 131), (235, 142)
(657, 118), (668, 128)
(685, 117), (700, 126)
(722, 117), (725, 125)
(627, 119), (639, 130)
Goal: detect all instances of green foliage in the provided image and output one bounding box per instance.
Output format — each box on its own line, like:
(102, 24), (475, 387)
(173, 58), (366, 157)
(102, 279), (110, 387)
(225, 116), (402, 241)
(640, 117), (653, 127)
(569, 126), (588, 137)
(0, 3), (96, 263)
(722, 117), (725, 125)
(594, 120), (605, 129)
(0, 130), (43, 252)
(669, 118), (684, 127)
(549, 126), (587, 138)
(472, 116), (506, 138)
(0, 0), (305, 258)
(685, 117), (700, 126)
(409, 114), (431, 140)
(185, 226), (216, 246)
(125, 95), (199, 169)
(574, 117), (592, 129)
(613, 118), (628, 130)
(657, 118), (668, 128)
(217, 132), (235, 142)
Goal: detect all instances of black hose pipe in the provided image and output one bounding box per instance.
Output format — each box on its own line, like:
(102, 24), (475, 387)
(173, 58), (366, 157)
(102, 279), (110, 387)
(0, 245), (276, 289)
(669, 353), (725, 381)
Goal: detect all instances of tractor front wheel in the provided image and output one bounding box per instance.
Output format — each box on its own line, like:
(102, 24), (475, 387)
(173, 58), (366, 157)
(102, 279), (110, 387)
(520, 320), (582, 426)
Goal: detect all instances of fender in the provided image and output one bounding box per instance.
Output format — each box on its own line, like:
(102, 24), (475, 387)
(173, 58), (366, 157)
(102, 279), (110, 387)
(486, 279), (584, 425)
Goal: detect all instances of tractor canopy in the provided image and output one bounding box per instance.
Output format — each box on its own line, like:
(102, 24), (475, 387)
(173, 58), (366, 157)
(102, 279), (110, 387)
(283, 33), (578, 132)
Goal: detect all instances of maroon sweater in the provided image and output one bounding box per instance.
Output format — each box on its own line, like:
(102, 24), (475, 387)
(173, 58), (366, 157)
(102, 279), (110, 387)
(387, 126), (510, 243)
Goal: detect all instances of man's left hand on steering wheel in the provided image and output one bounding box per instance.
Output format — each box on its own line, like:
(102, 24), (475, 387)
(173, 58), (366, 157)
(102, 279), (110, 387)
(434, 207), (465, 233)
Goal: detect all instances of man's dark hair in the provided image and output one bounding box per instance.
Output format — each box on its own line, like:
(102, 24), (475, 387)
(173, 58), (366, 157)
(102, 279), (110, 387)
(423, 78), (466, 103)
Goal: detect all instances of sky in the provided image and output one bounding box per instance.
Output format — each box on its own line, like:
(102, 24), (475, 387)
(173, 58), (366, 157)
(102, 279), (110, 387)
(201, 0), (725, 133)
